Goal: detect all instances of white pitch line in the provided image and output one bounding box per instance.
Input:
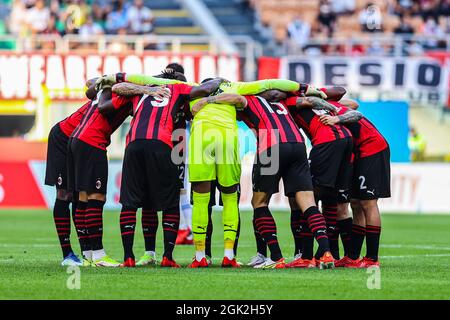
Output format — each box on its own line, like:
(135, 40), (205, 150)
(381, 244), (450, 251)
(381, 253), (450, 259)
(0, 244), (57, 248)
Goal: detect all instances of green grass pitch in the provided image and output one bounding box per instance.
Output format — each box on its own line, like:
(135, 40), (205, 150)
(0, 210), (449, 300)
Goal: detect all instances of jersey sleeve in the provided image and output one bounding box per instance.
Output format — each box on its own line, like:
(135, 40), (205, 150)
(335, 103), (348, 115)
(222, 79), (300, 95)
(283, 96), (298, 108)
(125, 74), (183, 86)
(111, 93), (133, 110)
(175, 83), (193, 96)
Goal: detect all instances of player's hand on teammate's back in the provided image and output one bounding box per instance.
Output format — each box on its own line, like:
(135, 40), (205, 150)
(191, 98), (208, 116)
(306, 85), (327, 99)
(319, 115), (339, 126)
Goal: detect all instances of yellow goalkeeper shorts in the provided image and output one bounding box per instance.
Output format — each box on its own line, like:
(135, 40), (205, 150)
(188, 122), (241, 187)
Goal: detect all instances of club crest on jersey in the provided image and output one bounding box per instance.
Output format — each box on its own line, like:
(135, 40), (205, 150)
(96, 179), (102, 190)
(57, 175), (63, 186)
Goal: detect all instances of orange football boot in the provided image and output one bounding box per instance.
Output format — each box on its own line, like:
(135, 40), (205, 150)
(317, 251), (335, 269)
(335, 256), (360, 268)
(358, 257), (380, 268)
(286, 257), (316, 268)
(187, 257), (209, 268)
(120, 257), (136, 268)
(221, 257), (241, 268)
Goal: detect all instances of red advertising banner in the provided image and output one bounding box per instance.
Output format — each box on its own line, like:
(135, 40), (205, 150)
(0, 53), (240, 100)
(0, 162), (46, 208)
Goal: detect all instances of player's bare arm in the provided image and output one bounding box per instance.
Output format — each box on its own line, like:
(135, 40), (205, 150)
(189, 78), (224, 99)
(338, 99), (359, 110)
(112, 83), (171, 100)
(319, 109), (363, 126)
(191, 93), (247, 116)
(85, 83), (98, 100)
(296, 96), (338, 113)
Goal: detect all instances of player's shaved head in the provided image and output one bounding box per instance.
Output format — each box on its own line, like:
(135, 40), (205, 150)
(259, 89), (287, 102)
(201, 78), (214, 84)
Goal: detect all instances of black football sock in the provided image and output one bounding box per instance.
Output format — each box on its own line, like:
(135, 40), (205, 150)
(120, 206), (137, 260)
(304, 206), (330, 259)
(300, 214), (314, 260)
(86, 199), (105, 251)
(365, 225), (381, 261)
(252, 215), (267, 257)
(254, 206), (282, 261)
(290, 209), (303, 256)
(322, 202), (339, 259)
(142, 208), (158, 252)
(72, 200), (90, 253)
(233, 212), (241, 256)
(337, 217), (353, 256)
(162, 207), (180, 260)
(205, 206), (213, 258)
(349, 224), (366, 260)
(53, 199), (73, 258)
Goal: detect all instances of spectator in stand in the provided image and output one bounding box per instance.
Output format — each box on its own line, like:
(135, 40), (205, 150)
(394, 14), (415, 35)
(127, 0), (154, 34)
(25, 0), (51, 34)
(394, 0), (416, 16)
(286, 15), (311, 52)
(330, 0), (355, 15)
(79, 15), (104, 37)
(43, 14), (61, 35)
(62, 0), (90, 34)
(418, 0), (439, 21)
(438, 0), (450, 16)
(421, 16), (445, 48)
(92, 2), (108, 30)
(318, 0), (337, 37)
(106, 0), (130, 34)
(8, 0), (28, 36)
(359, 2), (383, 32)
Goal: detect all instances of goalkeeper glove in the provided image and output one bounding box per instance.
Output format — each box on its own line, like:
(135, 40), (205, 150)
(94, 73), (126, 91)
(297, 83), (327, 99)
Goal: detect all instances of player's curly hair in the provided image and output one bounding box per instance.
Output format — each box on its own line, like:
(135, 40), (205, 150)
(156, 68), (187, 82)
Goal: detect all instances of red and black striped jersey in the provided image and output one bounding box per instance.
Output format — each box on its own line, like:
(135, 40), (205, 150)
(59, 102), (90, 137)
(239, 95), (304, 153)
(284, 96), (352, 146)
(331, 101), (388, 158)
(71, 94), (131, 150)
(111, 84), (193, 148)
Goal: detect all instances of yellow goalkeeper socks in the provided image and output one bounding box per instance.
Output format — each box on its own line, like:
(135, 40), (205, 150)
(221, 191), (238, 258)
(192, 191), (210, 261)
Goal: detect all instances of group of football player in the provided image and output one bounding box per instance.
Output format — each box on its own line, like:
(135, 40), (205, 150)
(45, 63), (390, 269)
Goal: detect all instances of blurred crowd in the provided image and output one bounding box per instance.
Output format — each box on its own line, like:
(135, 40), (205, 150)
(5, 0), (154, 37)
(282, 0), (450, 55)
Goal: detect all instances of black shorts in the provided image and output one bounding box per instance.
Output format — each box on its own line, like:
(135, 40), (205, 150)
(120, 139), (180, 210)
(253, 142), (313, 197)
(310, 137), (353, 202)
(67, 138), (108, 194)
(351, 147), (391, 200)
(45, 124), (70, 189)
